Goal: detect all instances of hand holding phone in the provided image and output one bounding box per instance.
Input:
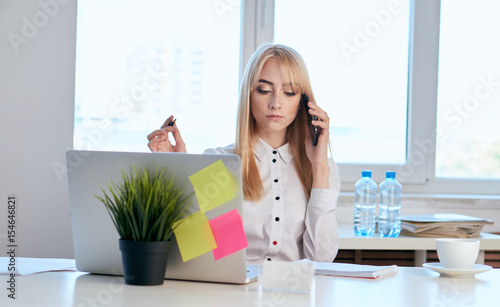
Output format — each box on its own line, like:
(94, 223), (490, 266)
(301, 94), (320, 146)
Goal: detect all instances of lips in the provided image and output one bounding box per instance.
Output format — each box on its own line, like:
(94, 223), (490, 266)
(267, 115), (283, 120)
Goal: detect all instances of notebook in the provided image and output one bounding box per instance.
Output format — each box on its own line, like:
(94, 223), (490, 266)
(297, 259), (399, 279)
(66, 150), (258, 284)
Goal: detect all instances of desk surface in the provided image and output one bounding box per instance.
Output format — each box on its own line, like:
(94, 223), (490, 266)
(2, 266), (499, 306)
(338, 224), (500, 250)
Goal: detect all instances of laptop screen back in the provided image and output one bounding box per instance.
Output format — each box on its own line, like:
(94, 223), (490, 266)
(67, 150), (250, 284)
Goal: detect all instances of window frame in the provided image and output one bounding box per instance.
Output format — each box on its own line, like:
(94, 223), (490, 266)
(243, 0), (500, 196)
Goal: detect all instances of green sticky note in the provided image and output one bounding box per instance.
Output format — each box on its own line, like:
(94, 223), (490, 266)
(189, 160), (236, 213)
(172, 212), (217, 262)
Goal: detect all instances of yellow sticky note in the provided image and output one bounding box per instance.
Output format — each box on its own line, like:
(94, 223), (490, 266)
(189, 160), (236, 212)
(172, 212), (217, 262)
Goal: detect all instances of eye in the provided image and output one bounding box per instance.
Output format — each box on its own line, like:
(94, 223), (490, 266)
(257, 87), (271, 94)
(284, 92), (296, 97)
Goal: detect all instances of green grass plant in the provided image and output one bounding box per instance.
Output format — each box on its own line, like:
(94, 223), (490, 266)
(95, 165), (192, 242)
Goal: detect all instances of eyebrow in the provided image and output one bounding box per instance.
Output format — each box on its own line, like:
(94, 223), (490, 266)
(258, 79), (273, 86)
(258, 79), (293, 87)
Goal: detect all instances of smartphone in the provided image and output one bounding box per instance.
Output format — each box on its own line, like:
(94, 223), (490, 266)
(301, 94), (319, 146)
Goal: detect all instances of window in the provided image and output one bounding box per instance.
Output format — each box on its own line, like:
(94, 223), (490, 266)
(436, 0), (500, 180)
(275, 0), (410, 165)
(74, 0), (241, 154)
(75, 0), (500, 195)
(273, 0), (499, 194)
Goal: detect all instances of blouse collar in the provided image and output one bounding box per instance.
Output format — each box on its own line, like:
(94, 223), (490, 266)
(253, 138), (293, 164)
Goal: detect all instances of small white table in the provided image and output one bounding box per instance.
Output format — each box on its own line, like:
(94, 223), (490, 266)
(338, 224), (500, 266)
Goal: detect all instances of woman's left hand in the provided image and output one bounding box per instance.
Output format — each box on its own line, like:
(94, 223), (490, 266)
(304, 101), (331, 188)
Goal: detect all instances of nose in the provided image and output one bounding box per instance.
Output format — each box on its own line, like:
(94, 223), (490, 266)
(268, 93), (282, 110)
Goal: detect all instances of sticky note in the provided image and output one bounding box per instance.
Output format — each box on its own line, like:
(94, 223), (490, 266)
(189, 160), (236, 212)
(172, 211), (217, 262)
(209, 209), (248, 261)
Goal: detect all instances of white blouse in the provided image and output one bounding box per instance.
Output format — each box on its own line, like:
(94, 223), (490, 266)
(204, 138), (341, 264)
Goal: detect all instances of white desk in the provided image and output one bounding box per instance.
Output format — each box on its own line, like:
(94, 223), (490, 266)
(2, 266), (499, 306)
(338, 224), (500, 266)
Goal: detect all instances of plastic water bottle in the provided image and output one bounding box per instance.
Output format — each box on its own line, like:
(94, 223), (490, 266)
(378, 171), (402, 237)
(354, 170), (377, 237)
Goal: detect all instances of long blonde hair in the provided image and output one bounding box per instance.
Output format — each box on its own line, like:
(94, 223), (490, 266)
(234, 43), (316, 201)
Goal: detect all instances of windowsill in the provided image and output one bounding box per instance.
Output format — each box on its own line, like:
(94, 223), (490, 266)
(338, 192), (500, 208)
(337, 192), (500, 233)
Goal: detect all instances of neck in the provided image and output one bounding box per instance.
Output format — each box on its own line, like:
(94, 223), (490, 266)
(257, 131), (287, 149)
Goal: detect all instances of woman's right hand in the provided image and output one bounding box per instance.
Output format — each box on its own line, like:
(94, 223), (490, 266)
(147, 115), (187, 153)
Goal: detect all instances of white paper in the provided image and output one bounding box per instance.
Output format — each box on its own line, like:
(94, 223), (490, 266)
(0, 257), (77, 275)
(297, 259), (398, 279)
(261, 261), (315, 293)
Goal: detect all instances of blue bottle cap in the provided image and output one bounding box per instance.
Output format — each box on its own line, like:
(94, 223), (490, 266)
(386, 171), (396, 179)
(361, 170), (372, 178)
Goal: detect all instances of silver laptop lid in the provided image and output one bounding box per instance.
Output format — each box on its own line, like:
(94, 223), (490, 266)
(67, 150), (250, 284)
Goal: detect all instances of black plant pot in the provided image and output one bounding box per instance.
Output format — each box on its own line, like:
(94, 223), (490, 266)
(119, 239), (170, 286)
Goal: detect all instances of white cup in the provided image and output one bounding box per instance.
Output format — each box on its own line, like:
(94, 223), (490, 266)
(436, 238), (480, 269)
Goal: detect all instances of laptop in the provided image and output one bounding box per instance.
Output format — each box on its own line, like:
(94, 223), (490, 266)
(66, 150), (258, 284)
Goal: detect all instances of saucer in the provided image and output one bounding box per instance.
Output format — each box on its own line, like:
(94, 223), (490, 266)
(423, 263), (492, 278)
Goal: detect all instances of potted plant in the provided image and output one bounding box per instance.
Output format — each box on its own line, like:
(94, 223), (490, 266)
(95, 164), (192, 285)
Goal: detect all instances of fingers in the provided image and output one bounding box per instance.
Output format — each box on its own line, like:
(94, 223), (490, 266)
(307, 101), (329, 129)
(147, 115), (187, 153)
(170, 125), (186, 149)
(147, 129), (167, 141)
(160, 115), (185, 149)
(147, 133), (169, 152)
(160, 115), (175, 129)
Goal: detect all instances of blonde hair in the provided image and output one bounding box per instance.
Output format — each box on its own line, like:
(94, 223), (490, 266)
(234, 43), (316, 201)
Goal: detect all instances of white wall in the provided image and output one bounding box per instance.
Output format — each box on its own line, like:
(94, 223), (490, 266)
(0, 0), (76, 258)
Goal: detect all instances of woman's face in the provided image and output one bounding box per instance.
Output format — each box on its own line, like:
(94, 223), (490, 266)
(250, 58), (301, 141)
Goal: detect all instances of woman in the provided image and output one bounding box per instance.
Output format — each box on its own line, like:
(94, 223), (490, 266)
(147, 43), (340, 264)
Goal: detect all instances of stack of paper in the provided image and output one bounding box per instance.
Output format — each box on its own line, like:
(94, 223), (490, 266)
(0, 257), (76, 276)
(400, 213), (494, 238)
(297, 259), (398, 279)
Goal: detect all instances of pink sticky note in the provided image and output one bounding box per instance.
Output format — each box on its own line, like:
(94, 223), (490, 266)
(209, 209), (248, 261)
